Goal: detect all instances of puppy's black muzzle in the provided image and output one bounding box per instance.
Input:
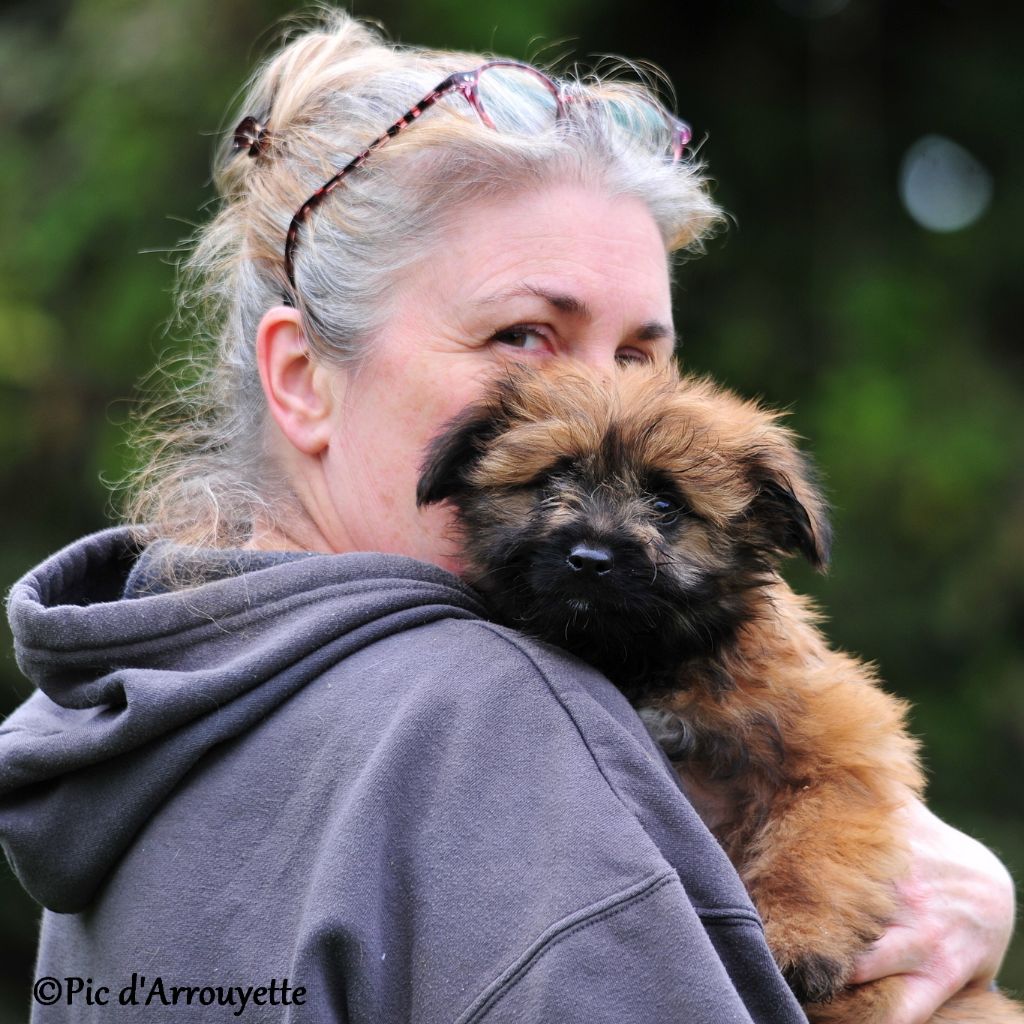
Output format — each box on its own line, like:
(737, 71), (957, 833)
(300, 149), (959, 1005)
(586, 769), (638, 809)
(566, 543), (614, 577)
(526, 529), (653, 609)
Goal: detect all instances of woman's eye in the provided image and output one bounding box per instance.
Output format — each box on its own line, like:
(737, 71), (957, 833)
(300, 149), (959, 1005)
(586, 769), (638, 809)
(616, 348), (653, 365)
(490, 325), (551, 353)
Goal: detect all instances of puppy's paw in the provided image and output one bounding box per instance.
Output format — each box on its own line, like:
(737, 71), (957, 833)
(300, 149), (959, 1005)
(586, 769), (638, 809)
(781, 952), (848, 1006)
(636, 706), (694, 759)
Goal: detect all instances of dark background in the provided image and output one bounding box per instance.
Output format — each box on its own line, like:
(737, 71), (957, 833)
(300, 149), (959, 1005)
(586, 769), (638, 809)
(1, 0), (1021, 1016)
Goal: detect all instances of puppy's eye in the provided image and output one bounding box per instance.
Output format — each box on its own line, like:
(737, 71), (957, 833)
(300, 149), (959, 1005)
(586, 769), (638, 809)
(533, 456), (577, 491)
(653, 497), (684, 527)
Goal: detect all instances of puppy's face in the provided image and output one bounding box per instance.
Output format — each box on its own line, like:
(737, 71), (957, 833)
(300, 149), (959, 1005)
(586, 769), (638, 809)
(418, 363), (830, 690)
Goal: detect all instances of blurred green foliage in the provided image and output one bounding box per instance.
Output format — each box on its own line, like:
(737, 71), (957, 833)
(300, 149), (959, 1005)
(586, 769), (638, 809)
(1, 0), (1021, 1015)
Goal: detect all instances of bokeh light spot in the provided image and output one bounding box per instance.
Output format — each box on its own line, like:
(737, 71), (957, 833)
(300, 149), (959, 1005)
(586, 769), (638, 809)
(899, 135), (993, 232)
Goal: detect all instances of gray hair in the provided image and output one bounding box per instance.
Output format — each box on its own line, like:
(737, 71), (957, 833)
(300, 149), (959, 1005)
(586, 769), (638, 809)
(124, 9), (724, 549)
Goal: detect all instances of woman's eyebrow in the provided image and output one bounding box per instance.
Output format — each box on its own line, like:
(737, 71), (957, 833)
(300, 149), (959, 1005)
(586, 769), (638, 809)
(636, 320), (677, 344)
(476, 284), (676, 343)
(476, 283), (591, 317)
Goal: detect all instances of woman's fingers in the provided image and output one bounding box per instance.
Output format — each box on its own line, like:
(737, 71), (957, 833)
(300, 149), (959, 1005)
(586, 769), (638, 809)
(848, 799), (1016, 1023)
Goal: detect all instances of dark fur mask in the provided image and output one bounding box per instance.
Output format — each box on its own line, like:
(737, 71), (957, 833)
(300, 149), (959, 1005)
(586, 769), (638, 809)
(418, 362), (831, 697)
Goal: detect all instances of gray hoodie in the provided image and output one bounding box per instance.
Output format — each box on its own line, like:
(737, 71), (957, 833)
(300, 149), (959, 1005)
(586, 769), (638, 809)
(1, 527), (806, 1023)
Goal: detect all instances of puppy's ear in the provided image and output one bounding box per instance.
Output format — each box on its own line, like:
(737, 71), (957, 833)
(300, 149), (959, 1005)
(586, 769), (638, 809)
(746, 451), (832, 571)
(416, 403), (502, 507)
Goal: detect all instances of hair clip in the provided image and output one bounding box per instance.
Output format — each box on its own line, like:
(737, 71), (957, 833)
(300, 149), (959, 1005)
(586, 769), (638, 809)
(232, 116), (270, 159)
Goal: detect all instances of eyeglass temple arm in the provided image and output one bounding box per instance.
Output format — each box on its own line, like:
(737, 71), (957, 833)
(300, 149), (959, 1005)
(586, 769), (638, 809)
(282, 71), (476, 295)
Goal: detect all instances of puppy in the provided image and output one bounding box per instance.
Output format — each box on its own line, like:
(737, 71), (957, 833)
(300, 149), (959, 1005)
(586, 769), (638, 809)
(417, 361), (1022, 1024)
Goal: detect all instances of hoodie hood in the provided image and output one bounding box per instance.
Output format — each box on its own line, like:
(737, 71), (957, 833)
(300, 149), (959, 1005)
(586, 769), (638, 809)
(1, 527), (485, 913)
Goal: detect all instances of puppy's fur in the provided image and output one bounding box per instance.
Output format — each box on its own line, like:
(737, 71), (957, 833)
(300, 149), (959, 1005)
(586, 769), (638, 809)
(418, 361), (1021, 1024)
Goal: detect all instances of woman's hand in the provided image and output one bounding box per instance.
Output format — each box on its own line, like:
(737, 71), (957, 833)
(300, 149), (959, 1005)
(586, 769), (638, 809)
(849, 799), (1017, 1024)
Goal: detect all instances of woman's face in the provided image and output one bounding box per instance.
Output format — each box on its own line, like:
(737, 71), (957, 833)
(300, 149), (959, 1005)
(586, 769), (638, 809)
(315, 182), (675, 572)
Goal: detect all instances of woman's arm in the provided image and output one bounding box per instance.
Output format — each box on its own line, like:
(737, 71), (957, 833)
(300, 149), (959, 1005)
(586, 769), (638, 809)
(850, 799), (1017, 1024)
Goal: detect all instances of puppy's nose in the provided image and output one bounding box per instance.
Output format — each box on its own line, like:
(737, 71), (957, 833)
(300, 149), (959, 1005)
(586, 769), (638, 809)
(566, 543), (614, 576)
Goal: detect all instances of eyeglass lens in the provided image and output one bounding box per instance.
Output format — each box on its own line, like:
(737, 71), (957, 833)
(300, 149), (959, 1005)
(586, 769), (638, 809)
(473, 65), (561, 135)
(465, 65), (683, 160)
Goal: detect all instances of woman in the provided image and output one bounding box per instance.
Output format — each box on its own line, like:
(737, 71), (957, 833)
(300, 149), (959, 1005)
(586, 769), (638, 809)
(0, 11), (1013, 1023)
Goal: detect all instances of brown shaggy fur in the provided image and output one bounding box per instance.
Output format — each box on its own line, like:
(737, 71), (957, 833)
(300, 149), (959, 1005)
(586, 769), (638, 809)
(417, 361), (1022, 1023)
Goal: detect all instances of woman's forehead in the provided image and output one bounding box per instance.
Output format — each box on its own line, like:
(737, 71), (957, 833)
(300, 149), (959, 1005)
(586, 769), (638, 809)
(417, 185), (674, 311)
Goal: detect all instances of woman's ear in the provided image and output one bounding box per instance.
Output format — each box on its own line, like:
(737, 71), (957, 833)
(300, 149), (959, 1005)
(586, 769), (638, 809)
(256, 307), (338, 455)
